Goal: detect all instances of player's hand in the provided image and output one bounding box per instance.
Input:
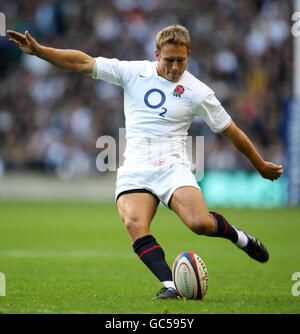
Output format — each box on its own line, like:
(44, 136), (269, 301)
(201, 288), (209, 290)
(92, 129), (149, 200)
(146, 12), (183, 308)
(257, 161), (283, 181)
(7, 30), (40, 56)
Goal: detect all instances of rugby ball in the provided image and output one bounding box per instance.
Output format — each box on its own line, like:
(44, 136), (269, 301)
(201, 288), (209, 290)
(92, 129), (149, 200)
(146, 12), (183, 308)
(172, 251), (208, 300)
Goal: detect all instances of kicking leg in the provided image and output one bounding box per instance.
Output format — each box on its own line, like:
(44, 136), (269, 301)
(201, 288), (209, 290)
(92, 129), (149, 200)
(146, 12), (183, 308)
(169, 186), (269, 262)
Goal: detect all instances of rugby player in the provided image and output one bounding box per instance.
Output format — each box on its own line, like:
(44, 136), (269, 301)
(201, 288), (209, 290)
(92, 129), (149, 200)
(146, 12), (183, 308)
(8, 25), (283, 299)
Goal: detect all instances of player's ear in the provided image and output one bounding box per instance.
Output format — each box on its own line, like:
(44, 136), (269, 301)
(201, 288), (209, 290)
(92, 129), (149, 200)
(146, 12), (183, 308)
(155, 49), (160, 60)
(187, 48), (191, 57)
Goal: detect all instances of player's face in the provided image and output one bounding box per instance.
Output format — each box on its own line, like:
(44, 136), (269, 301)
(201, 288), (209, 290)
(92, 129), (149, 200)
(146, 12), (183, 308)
(155, 44), (190, 82)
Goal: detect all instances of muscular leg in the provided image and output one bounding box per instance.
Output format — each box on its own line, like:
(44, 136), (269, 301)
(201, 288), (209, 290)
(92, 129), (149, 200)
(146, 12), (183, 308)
(169, 186), (216, 235)
(169, 186), (269, 262)
(117, 192), (158, 242)
(117, 192), (175, 288)
(169, 186), (239, 241)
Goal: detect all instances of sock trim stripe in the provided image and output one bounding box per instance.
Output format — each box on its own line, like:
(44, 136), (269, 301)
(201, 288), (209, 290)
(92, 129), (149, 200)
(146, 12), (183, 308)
(139, 245), (161, 259)
(222, 216), (228, 234)
(217, 211), (227, 235)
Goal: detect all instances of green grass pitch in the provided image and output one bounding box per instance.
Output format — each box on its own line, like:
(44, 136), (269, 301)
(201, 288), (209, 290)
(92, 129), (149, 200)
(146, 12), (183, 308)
(0, 200), (299, 314)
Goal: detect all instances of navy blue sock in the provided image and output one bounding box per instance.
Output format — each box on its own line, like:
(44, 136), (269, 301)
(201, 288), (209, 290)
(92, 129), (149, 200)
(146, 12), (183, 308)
(209, 211), (238, 243)
(132, 235), (172, 283)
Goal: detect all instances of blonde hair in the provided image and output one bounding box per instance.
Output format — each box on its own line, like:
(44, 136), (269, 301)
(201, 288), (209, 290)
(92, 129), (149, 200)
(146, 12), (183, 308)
(156, 25), (191, 52)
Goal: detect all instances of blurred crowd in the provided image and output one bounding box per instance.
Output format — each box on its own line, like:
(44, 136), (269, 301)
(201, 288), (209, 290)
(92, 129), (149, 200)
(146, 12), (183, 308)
(0, 0), (294, 178)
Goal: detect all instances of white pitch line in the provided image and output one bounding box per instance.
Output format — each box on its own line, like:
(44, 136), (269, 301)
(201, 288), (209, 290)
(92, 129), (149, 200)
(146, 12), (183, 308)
(0, 249), (134, 259)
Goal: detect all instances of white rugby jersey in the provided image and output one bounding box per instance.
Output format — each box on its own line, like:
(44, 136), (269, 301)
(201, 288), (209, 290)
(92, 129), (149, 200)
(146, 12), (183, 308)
(92, 57), (232, 170)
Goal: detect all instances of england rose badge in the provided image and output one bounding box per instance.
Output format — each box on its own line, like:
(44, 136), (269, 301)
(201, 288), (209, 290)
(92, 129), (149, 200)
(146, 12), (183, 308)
(172, 85), (184, 97)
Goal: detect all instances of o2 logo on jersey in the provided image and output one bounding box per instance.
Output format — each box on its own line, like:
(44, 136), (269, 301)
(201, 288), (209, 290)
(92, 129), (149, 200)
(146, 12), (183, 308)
(144, 88), (167, 117)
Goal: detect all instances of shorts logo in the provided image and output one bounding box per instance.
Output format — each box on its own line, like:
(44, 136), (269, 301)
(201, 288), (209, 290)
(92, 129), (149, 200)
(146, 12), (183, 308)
(144, 88), (166, 109)
(172, 85), (184, 97)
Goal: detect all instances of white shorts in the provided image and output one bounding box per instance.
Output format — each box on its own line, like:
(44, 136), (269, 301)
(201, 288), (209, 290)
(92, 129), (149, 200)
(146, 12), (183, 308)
(115, 164), (201, 207)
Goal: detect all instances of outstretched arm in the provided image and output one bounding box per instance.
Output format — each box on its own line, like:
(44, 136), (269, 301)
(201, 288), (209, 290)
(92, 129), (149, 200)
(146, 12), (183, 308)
(7, 30), (95, 74)
(221, 121), (283, 181)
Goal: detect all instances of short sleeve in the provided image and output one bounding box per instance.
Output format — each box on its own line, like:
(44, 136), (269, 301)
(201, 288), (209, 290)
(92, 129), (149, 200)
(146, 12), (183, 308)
(91, 57), (152, 90)
(195, 94), (232, 133)
(91, 56), (131, 88)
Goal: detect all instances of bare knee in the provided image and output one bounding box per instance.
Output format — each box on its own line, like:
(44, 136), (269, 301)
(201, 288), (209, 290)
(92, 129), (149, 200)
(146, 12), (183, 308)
(120, 213), (150, 241)
(186, 213), (215, 235)
(117, 193), (157, 241)
(123, 213), (142, 233)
